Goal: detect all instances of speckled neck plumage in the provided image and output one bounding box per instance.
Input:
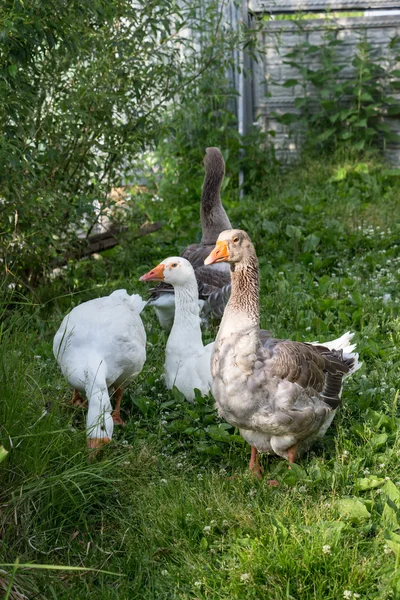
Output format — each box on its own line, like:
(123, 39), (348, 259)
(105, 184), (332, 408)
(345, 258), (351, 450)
(228, 254), (260, 325)
(200, 151), (231, 245)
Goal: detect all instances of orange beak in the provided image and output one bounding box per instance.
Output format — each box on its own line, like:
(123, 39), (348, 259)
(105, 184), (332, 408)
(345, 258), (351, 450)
(204, 240), (229, 265)
(139, 263), (165, 282)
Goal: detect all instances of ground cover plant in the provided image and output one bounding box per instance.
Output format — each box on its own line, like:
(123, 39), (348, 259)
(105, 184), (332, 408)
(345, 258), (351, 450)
(1, 146), (400, 599)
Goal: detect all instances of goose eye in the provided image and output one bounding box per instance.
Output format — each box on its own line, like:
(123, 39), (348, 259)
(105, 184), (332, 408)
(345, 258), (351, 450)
(170, 263), (178, 268)
(232, 236), (239, 243)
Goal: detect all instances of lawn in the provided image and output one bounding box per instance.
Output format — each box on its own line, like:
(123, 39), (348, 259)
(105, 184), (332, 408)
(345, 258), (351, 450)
(1, 152), (400, 599)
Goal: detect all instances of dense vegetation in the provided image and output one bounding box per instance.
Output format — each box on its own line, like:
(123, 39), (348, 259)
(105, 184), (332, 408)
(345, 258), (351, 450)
(2, 3), (400, 599)
(2, 147), (400, 599)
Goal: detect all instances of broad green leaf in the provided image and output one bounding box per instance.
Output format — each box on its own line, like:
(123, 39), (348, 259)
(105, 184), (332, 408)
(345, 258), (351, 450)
(352, 140), (366, 151)
(357, 476), (385, 491)
(328, 167), (347, 182)
(285, 224), (303, 239)
(282, 79), (299, 88)
(370, 433), (388, 449)
(360, 92), (373, 101)
(384, 531), (400, 558)
(8, 64), (17, 77)
(382, 498), (400, 531)
(383, 481), (400, 505)
(132, 397), (150, 415)
(316, 128), (335, 142)
(303, 233), (320, 252)
(271, 516), (288, 539)
(320, 521), (346, 543)
(337, 498), (371, 523)
(262, 220), (279, 234)
(200, 537), (208, 550)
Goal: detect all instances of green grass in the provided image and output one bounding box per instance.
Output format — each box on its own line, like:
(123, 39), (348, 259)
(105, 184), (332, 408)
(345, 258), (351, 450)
(1, 152), (400, 599)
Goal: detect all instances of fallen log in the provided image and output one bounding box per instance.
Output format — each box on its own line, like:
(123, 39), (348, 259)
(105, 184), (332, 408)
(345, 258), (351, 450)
(50, 221), (162, 267)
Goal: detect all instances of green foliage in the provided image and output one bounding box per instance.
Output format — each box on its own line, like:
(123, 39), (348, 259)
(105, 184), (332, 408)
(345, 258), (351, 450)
(2, 149), (400, 597)
(275, 25), (400, 152)
(0, 0), (241, 285)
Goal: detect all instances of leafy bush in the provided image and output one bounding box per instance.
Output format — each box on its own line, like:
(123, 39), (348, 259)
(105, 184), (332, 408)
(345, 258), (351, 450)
(0, 0), (242, 285)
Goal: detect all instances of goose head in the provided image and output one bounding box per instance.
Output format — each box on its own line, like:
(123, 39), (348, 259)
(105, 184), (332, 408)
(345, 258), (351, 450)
(140, 257), (196, 287)
(204, 229), (254, 266)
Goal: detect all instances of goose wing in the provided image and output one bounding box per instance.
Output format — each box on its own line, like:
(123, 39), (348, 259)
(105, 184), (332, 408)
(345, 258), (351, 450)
(261, 338), (354, 409)
(194, 266), (231, 320)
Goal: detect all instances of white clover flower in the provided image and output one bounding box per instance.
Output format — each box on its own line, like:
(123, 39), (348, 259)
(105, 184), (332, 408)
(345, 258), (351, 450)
(324, 502), (331, 508)
(161, 478), (167, 484)
(161, 570), (168, 576)
(222, 520), (229, 527)
(363, 469), (370, 475)
(194, 581), (202, 587)
(353, 595), (360, 599)
(176, 462), (183, 468)
(384, 544), (392, 554)
(210, 520), (217, 525)
(240, 573), (250, 582)
(342, 450), (349, 457)
(206, 507), (212, 512)
(322, 545), (331, 555)
(197, 474), (203, 480)
(343, 591), (352, 599)
(376, 489), (383, 495)
(203, 526), (211, 533)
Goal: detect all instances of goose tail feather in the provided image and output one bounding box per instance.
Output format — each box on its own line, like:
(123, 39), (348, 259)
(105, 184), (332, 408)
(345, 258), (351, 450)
(311, 331), (362, 376)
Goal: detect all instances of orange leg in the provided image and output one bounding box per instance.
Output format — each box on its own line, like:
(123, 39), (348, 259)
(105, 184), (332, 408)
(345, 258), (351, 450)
(71, 389), (87, 407)
(287, 444), (298, 465)
(249, 446), (263, 479)
(112, 387), (126, 426)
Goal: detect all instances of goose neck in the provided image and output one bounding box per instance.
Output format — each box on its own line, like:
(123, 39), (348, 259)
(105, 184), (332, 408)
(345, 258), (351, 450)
(223, 256), (260, 330)
(169, 281), (203, 348)
(200, 170), (231, 245)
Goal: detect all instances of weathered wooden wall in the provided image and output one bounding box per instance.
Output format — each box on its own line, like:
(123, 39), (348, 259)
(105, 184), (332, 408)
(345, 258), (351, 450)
(251, 12), (400, 163)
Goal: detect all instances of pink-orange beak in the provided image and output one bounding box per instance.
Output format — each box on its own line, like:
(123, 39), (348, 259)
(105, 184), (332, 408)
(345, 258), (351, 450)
(204, 240), (229, 265)
(139, 263), (165, 282)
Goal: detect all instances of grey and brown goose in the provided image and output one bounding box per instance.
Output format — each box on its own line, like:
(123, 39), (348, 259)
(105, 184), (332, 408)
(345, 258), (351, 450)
(204, 229), (361, 477)
(147, 147), (232, 331)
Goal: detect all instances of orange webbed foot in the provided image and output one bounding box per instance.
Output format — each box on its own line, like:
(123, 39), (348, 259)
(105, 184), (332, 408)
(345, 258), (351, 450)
(87, 437), (111, 460)
(112, 412), (126, 426)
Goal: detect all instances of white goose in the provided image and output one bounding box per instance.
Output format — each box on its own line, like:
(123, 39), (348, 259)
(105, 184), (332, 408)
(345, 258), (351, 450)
(148, 147), (232, 331)
(205, 229), (361, 476)
(53, 290), (146, 450)
(140, 257), (213, 402)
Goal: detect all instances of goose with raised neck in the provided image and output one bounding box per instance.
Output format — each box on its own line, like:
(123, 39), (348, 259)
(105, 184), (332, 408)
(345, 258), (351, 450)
(205, 229), (361, 477)
(199, 147), (231, 244)
(140, 257), (213, 402)
(147, 147), (232, 332)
